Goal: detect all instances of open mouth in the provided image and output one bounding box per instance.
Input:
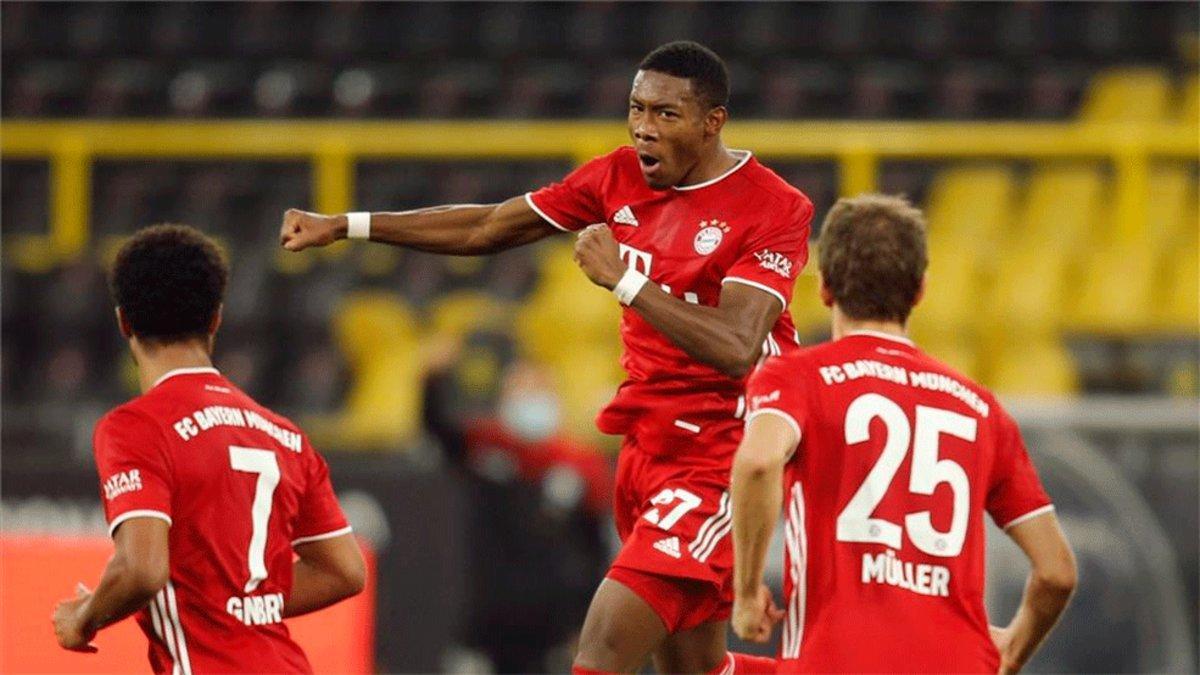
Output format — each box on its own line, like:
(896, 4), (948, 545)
(638, 153), (661, 170)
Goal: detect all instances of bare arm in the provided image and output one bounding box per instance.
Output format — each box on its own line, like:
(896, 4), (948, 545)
(730, 413), (796, 642)
(284, 533), (367, 618)
(279, 195), (559, 256)
(574, 225), (782, 378)
(992, 512), (1077, 674)
(53, 518), (170, 652)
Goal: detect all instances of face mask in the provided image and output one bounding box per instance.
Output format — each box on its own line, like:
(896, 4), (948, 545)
(498, 392), (561, 443)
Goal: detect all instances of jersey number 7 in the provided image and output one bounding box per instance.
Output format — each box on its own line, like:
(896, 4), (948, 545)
(229, 446), (281, 593)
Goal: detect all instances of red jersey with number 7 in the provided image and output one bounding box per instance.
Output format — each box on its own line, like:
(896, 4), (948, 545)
(744, 331), (1053, 673)
(92, 367), (351, 675)
(527, 146), (812, 463)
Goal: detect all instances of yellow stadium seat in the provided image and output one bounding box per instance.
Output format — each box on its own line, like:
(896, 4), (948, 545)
(987, 333), (1079, 396)
(1068, 166), (1191, 334)
(1080, 68), (1173, 122)
(515, 241), (622, 364)
(1157, 190), (1200, 333)
(990, 165), (1105, 332)
(1178, 73), (1199, 124)
(427, 290), (515, 339)
(321, 291), (422, 450)
(788, 260), (828, 338)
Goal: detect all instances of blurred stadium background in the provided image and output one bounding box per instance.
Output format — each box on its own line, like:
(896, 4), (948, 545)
(1, 1), (1197, 673)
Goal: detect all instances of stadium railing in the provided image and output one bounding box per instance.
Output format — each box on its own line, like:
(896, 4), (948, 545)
(2, 119), (1197, 262)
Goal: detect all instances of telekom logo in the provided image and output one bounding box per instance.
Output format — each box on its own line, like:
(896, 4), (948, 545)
(618, 243), (653, 276)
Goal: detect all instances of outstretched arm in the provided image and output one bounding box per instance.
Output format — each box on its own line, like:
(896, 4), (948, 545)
(52, 518), (170, 652)
(574, 225), (782, 378)
(991, 512), (1077, 674)
(280, 195), (560, 256)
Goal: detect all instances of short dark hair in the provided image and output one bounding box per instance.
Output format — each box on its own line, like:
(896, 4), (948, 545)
(818, 194), (928, 324)
(110, 224), (229, 343)
(638, 41), (730, 110)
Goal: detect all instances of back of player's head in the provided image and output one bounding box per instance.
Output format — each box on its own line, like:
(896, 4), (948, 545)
(638, 41), (730, 110)
(109, 224), (229, 343)
(818, 194), (928, 324)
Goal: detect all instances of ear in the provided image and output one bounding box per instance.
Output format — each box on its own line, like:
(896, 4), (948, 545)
(208, 304), (223, 337)
(115, 307), (133, 339)
(912, 275), (927, 308)
(704, 106), (728, 137)
(818, 273), (835, 308)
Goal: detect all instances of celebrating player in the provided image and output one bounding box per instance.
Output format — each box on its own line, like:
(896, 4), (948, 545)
(281, 41), (811, 674)
(730, 195), (1077, 673)
(52, 225), (366, 673)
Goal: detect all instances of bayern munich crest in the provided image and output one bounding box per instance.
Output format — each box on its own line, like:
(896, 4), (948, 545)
(693, 219), (729, 255)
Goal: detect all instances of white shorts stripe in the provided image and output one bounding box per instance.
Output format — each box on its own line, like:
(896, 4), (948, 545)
(153, 592), (181, 675)
(165, 582), (192, 675)
(688, 491), (729, 554)
(693, 514), (733, 563)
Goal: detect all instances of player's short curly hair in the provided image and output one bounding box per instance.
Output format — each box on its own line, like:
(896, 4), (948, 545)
(818, 194), (928, 324)
(638, 41), (730, 110)
(109, 224), (228, 343)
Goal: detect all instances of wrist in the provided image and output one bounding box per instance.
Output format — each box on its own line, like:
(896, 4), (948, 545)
(612, 268), (649, 305)
(332, 214), (350, 240)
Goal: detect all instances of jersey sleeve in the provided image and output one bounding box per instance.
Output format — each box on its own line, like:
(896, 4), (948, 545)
(524, 151), (615, 232)
(722, 193), (813, 310)
(93, 408), (174, 537)
(744, 355), (808, 451)
(986, 408), (1054, 530)
(292, 439), (352, 546)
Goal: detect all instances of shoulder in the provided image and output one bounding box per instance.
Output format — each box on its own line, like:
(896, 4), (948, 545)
(913, 349), (1000, 420)
(586, 145), (638, 173)
(738, 157), (814, 217)
(96, 400), (158, 436)
(749, 349), (821, 389)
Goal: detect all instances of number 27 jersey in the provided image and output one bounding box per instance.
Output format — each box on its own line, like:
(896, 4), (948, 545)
(745, 332), (1053, 673)
(93, 368), (350, 674)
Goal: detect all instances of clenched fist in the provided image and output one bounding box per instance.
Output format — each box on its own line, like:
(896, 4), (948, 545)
(731, 584), (785, 644)
(573, 224), (626, 290)
(279, 209), (347, 252)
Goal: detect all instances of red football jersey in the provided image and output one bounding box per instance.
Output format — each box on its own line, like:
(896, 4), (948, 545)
(528, 146), (813, 458)
(744, 332), (1053, 673)
(92, 367), (350, 674)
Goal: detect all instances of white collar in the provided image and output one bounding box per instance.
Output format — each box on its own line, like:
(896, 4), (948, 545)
(845, 329), (915, 346)
(152, 367), (220, 388)
(672, 150), (752, 191)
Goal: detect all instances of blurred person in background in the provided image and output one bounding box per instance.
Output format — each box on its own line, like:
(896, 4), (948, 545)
(730, 195), (1076, 673)
(422, 343), (611, 672)
(280, 40), (810, 674)
(52, 224), (366, 673)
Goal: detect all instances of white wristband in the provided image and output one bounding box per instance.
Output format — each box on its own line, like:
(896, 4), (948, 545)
(612, 268), (649, 306)
(346, 212), (371, 239)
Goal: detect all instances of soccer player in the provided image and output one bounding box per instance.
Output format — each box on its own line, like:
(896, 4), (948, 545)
(730, 195), (1077, 673)
(280, 41), (811, 673)
(52, 225), (366, 673)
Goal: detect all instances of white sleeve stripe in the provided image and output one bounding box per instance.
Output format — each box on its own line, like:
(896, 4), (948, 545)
(524, 192), (572, 232)
(108, 509), (172, 538)
(745, 409), (802, 448)
(722, 276), (787, 310)
(292, 525), (354, 546)
(1000, 504), (1056, 531)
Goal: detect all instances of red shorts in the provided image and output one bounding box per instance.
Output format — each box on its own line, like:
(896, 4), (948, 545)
(606, 423), (741, 633)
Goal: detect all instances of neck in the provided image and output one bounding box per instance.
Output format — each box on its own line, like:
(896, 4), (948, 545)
(130, 337), (214, 393)
(830, 306), (908, 342)
(679, 141), (738, 187)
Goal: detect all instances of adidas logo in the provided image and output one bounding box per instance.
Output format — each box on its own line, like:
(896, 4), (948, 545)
(613, 205), (639, 227)
(653, 536), (682, 559)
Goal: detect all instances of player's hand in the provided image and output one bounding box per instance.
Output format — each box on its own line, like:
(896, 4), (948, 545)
(989, 624), (1019, 674)
(731, 584), (785, 643)
(280, 209), (346, 252)
(52, 583), (98, 653)
(573, 224), (626, 290)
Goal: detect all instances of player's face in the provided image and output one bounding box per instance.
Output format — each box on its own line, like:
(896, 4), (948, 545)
(628, 70), (711, 190)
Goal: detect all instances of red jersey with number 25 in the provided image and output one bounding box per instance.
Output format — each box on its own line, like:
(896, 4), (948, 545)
(527, 146), (813, 459)
(92, 367), (351, 675)
(744, 332), (1053, 673)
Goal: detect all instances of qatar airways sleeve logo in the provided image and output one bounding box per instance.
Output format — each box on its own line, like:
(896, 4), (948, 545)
(750, 390), (781, 411)
(754, 249), (794, 279)
(103, 469), (143, 500)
